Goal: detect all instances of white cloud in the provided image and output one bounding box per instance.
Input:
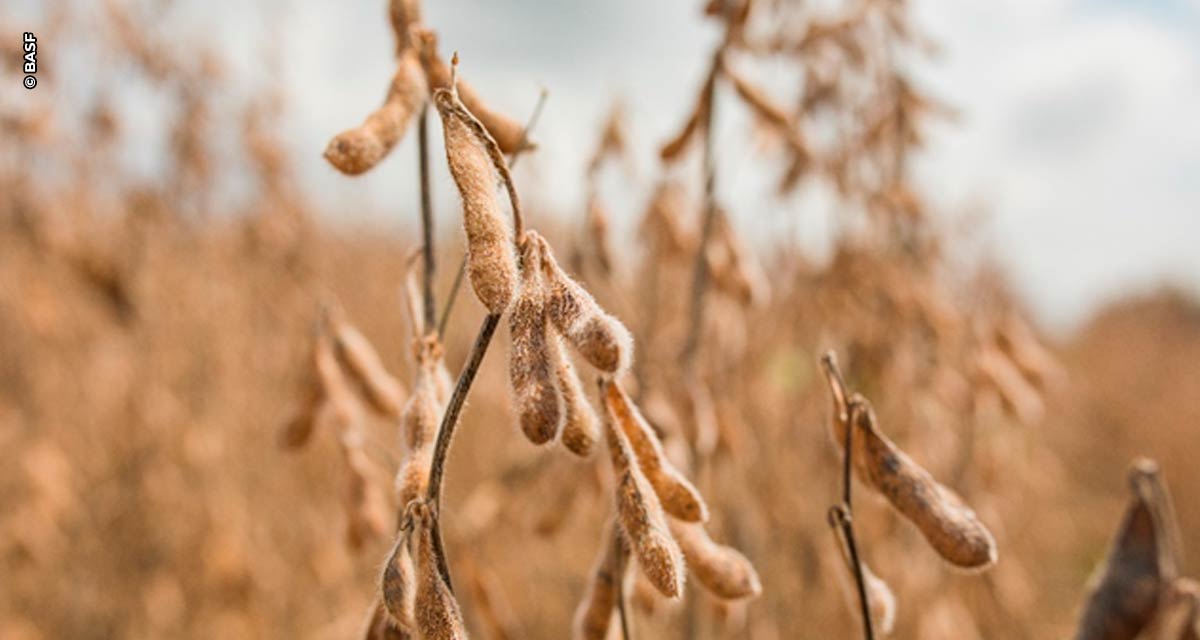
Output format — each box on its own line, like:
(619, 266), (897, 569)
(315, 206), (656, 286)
(179, 0), (1200, 331)
(912, 1), (1200, 330)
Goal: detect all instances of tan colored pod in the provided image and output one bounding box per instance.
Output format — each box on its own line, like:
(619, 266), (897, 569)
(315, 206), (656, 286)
(279, 337), (326, 450)
(849, 397), (997, 570)
(324, 51), (427, 175)
(395, 337), (443, 510)
(572, 521), (629, 640)
(381, 537), (416, 631)
(659, 68), (715, 162)
(411, 503), (469, 640)
(461, 555), (523, 640)
(363, 599), (413, 640)
(585, 193), (613, 275)
(395, 452), (432, 516)
(669, 519), (761, 600)
(536, 235), (633, 374)
(605, 382), (708, 522)
(278, 404), (320, 450)
(333, 319), (407, 420)
(638, 182), (696, 259)
(314, 330), (354, 422)
(403, 336), (445, 451)
(995, 312), (1065, 391)
(683, 375), (719, 460)
(508, 235), (563, 444)
(1075, 460), (1179, 640)
(726, 64), (795, 136)
(343, 447), (389, 550)
(819, 351), (850, 450)
(706, 211), (770, 307)
(552, 335), (600, 457)
(416, 30), (530, 154)
(388, 0), (422, 53)
(603, 382), (686, 598)
(433, 79), (518, 315)
(861, 564), (897, 636)
(976, 342), (1044, 425)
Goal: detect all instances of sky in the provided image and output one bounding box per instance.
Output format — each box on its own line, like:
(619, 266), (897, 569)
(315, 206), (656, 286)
(9, 0), (1200, 333)
(281, 0), (1200, 332)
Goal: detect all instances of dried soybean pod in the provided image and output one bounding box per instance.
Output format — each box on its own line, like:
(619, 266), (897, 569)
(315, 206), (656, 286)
(706, 210), (770, 307)
(343, 446), (389, 550)
(381, 536), (417, 631)
(552, 335), (600, 457)
(660, 66), (715, 163)
(1075, 460), (1176, 640)
(537, 235), (633, 374)
(278, 333), (327, 450)
(726, 64), (794, 134)
(976, 342), (1044, 425)
(388, 0), (421, 53)
(403, 337), (444, 451)
(394, 337), (443, 509)
(332, 317), (407, 420)
(605, 382), (708, 522)
(849, 396), (997, 570)
(829, 511), (897, 635)
(573, 520), (630, 640)
(461, 555), (524, 640)
(324, 51), (427, 175)
(278, 401), (320, 450)
(585, 193), (613, 275)
(364, 599), (413, 640)
(639, 182), (697, 259)
(508, 234), (562, 444)
(683, 375), (720, 461)
(669, 519), (761, 600)
(603, 380), (686, 598)
(411, 502), (469, 640)
(995, 312), (1065, 391)
(432, 66), (519, 315)
(416, 29), (530, 154)
(819, 350), (851, 450)
(316, 327), (388, 550)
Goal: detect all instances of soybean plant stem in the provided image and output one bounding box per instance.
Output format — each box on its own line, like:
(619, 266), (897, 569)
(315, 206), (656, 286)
(418, 104), (437, 332)
(837, 401), (875, 640)
(681, 52), (722, 367)
(424, 312), (502, 593)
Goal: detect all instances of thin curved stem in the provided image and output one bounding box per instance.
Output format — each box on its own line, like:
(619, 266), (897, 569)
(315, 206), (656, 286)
(837, 401), (875, 640)
(424, 312), (502, 593)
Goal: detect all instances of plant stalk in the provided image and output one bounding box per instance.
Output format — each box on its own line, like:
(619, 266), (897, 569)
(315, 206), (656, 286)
(424, 311), (502, 593)
(681, 53), (722, 368)
(838, 401), (875, 640)
(418, 104), (437, 332)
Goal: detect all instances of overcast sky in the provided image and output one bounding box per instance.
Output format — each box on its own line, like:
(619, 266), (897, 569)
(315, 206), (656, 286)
(283, 0), (1200, 332)
(10, 0), (1200, 332)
